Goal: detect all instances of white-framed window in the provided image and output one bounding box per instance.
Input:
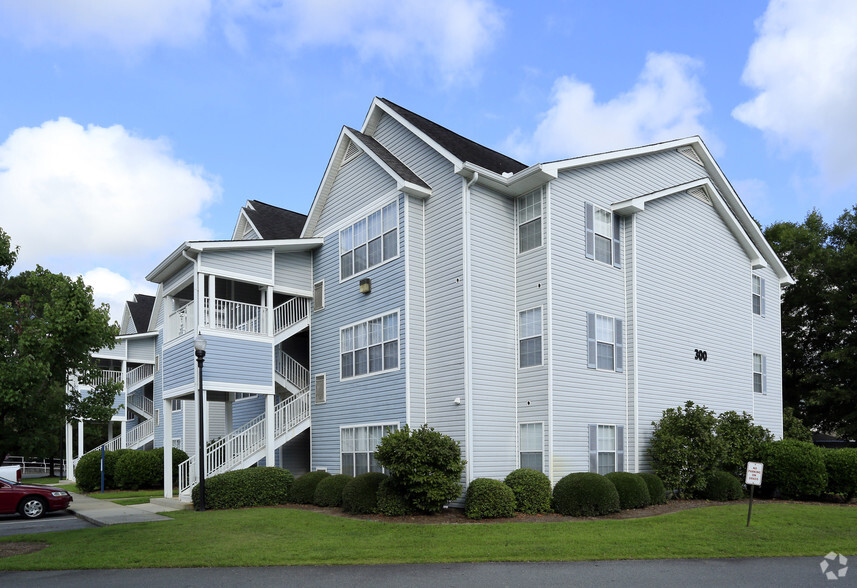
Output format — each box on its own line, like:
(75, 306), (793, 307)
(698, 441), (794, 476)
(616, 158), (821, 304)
(519, 423), (543, 472)
(313, 280), (325, 311)
(340, 311), (399, 379)
(589, 424), (624, 474)
(172, 438), (183, 450)
(340, 201), (398, 280)
(340, 424), (398, 476)
(235, 393), (257, 401)
(315, 374), (326, 404)
(171, 399), (182, 412)
(519, 307), (543, 368)
(753, 353), (766, 394)
(518, 188), (542, 253)
(586, 312), (623, 372)
(585, 202), (621, 268)
(752, 275), (765, 316)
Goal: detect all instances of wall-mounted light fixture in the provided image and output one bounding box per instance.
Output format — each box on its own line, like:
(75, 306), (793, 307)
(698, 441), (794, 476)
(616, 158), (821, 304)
(359, 278), (371, 294)
(453, 397), (461, 405)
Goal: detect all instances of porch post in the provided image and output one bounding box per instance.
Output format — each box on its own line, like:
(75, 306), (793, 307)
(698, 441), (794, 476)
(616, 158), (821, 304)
(65, 422), (74, 480)
(163, 398), (173, 498)
(265, 393), (275, 466)
(120, 419), (128, 449)
(266, 285), (274, 336)
(77, 419), (84, 458)
(207, 274), (216, 329)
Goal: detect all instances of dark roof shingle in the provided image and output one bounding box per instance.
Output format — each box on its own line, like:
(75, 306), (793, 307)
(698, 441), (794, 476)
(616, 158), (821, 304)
(244, 201), (307, 239)
(346, 127), (429, 189)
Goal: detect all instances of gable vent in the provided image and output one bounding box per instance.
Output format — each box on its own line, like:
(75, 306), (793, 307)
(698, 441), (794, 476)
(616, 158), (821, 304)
(677, 146), (703, 166)
(343, 139), (362, 165)
(315, 374), (326, 404)
(688, 186), (712, 206)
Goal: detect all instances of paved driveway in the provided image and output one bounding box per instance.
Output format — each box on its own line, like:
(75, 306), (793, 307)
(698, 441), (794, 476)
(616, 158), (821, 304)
(0, 511), (94, 537)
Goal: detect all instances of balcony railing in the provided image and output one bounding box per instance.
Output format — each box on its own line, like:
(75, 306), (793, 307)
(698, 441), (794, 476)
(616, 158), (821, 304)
(126, 364), (154, 389)
(127, 393), (154, 418)
(274, 298), (310, 335)
(275, 350), (309, 392)
(167, 301), (195, 341)
(204, 298), (267, 336)
(92, 370), (123, 387)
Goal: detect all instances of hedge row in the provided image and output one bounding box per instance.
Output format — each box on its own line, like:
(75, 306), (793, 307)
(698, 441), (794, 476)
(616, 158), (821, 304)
(74, 447), (189, 492)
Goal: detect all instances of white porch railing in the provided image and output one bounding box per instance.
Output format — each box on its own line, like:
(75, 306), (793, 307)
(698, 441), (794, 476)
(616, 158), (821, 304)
(127, 419), (155, 449)
(275, 350), (309, 392)
(92, 370), (123, 387)
(71, 435), (124, 472)
(126, 364), (154, 389)
(204, 298), (267, 335)
(274, 389), (311, 437)
(167, 301), (195, 340)
(274, 298), (310, 335)
(127, 394), (154, 418)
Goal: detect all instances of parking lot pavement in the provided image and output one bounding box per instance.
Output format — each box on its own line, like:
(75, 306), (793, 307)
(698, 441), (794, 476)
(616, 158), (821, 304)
(0, 511), (94, 537)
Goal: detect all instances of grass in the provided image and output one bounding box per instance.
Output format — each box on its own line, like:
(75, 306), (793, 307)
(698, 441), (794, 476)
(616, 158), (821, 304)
(1, 502), (856, 570)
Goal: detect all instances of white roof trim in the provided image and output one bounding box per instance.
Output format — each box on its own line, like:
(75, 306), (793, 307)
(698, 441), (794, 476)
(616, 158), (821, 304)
(231, 204), (262, 241)
(147, 284), (163, 333)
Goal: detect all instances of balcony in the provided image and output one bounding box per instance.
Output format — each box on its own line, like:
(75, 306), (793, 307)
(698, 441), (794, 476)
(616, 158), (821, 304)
(167, 300), (196, 341)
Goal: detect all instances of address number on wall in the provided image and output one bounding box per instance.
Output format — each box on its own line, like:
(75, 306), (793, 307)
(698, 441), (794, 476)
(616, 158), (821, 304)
(694, 349), (708, 361)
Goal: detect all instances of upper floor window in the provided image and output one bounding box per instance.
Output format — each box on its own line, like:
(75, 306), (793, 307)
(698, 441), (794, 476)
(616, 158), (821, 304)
(518, 188), (542, 253)
(340, 311), (399, 380)
(519, 307), (543, 368)
(587, 312), (623, 372)
(752, 275), (765, 316)
(585, 202), (622, 268)
(340, 202), (398, 280)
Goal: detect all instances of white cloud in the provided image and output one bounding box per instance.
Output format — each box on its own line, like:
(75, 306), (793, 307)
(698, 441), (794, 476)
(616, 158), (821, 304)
(82, 267), (154, 324)
(732, 178), (773, 223)
(0, 0), (211, 51)
(733, 0), (857, 188)
(505, 52), (713, 162)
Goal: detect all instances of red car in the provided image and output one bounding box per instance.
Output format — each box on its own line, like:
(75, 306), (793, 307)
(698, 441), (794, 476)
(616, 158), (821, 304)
(0, 476), (73, 519)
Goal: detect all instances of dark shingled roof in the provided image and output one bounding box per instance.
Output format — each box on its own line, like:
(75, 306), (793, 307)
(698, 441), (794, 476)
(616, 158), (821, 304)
(379, 97), (528, 175)
(345, 127), (430, 189)
(243, 200), (307, 239)
(128, 294), (155, 333)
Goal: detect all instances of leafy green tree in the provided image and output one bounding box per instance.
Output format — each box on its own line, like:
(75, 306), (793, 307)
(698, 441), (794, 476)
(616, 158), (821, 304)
(715, 411), (772, 478)
(0, 228), (120, 460)
(782, 406), (813, 442)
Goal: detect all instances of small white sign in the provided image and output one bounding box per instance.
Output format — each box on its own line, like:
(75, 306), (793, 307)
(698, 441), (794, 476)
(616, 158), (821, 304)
(745, 461), (763, 486)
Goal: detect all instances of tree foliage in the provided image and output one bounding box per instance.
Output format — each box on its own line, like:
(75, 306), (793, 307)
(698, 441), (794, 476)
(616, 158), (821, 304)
(715, 411), (773, 478)
(765, 208), (857, 440)
(0, 228), (120, 459)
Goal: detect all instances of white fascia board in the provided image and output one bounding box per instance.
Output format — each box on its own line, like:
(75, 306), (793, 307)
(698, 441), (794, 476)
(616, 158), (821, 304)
(187, 238), (323, 253)
(117, 331), (158, 342)
(231, 206), (261, 241)
(455, 162), (557, 197)
(611, 178), (767, 268)
(540, 137), (701, 176)
(301, 128), (349, 239)
(147, 284), (163, 332)
(343, 127), (432, 199)
(145, 242), (194, 283)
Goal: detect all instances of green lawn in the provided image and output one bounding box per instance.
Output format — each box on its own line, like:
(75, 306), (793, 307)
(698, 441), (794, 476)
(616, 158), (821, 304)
(1, 503), (856, 570)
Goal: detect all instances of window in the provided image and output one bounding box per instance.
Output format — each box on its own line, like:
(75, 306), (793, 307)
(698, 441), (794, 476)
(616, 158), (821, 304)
(518, 188), (542, 253)
(341, 424), (398, 476)
(340, 202), (398, 279)
(519, 308), (543, 368)
(586, 312), (623, 372)
(315, 374), (326, 404)
(585, 202), (622, 268)
(589, 424), (624, 474)
(753, 353), (766, 394)
(171, 399), (182, 412)
(313, 281), (325, 311)
(520, 423), (543, 472)
(340, 312), (399, 379)
(752, 275), (765, 316)
(235, 393), (257, 401)
(172, 438), (183, 450)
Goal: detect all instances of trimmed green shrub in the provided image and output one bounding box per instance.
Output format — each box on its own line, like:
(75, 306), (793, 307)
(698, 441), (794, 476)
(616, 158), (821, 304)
(649, 401), (720, 498)
(376, 478), (414, 516)
(152, 447), (190, 487)
(103, 449), (135, 489)
(342, 472), (387, 514)
(552, 473), (620, 517)
(605, 472), (651, 510)
(823, 448), (857, 500)
(74, 448), (135, 492)
(114, 450), (161, 490)
(637, 473), (668, 505)
(715, 411), (772, 478)
(760, 439), (827, 499)
(503, 468), (552, 514)
(291, 470), (331, 504)
(375, 424), (465, 513)
(465, 478), (516, 519)
(313, 474), (352, 507)
(703, 470), (743, 501)
(191, 467), (294, 510)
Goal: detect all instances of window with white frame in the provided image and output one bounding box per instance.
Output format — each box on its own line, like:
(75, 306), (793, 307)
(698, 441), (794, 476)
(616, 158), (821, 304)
(597, 425), (617, 474)
(171, 399), (182, 412)
(585, 203), (621, 268)
(586, 312), (623, 372)
(519, 423), (543, 472)
(518, 188), (542, 253)
(752, 275), (765, 316)
(313, 281), (325, 311)
(341, 424), (398, 476)
(519, 308), (543, 368)
(753, 353), (766, 394)
(340, 312), (399, 379)
(340, 201), (398, 280)
(235, 393), (257, 401)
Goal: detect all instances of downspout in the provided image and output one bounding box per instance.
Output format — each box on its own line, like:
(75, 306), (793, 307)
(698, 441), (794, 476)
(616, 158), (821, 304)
(181, 249), (202, 461)
(463, 172), (478, 485)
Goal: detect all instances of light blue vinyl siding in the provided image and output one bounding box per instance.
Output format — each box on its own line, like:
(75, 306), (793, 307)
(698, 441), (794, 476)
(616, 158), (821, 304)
(203, 336), (273, 387)
(200, 249), (273, 283)
(405, 195), (426, 425)
(274, 251), (312, 292)
(232, 394), (265, 430)
(127, 338), (155, 362)
(163, 337), (195, 392)
(96, 339), (126, 359)
(154, 330), (166, 448)
(751, 264), (784, 438)
(164, 263), (193, 295)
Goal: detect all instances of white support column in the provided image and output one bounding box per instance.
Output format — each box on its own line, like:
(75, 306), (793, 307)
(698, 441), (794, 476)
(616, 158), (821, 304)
(163, 398), (173, 498)
(65, 422), (74, 481)
(120, 420), (128, 449)
(77, 419), (84, 458)
(207, 274), (216, 331)
(265, 393), (275, 467)
(266, 285), (274, 336)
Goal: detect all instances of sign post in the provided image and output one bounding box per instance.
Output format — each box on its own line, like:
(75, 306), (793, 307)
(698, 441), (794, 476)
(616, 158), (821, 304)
(745, 462), (763, 527)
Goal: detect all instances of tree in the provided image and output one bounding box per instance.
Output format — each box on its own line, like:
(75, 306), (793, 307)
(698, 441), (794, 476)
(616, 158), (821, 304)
(765, 208), (857, 440)
(0, 228), (120, 460)
(715, 411), (772, 478)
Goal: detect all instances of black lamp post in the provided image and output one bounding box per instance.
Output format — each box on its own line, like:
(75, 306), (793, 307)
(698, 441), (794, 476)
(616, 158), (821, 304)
(194, 334), (207, 511)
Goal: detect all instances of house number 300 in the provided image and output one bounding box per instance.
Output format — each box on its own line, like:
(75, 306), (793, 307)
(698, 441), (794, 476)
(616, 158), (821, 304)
(694, 349), (708, 361)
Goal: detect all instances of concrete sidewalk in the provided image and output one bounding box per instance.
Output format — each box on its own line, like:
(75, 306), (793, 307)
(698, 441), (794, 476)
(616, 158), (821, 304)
(66, 492), (188, 527)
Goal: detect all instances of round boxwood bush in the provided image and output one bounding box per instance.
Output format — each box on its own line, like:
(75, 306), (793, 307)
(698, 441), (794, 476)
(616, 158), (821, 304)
(115, 450), (161, 490)
(191, 467), (294, 510)
(291, 470), (331, 504)
(605, 472), (651, 510)
(465, 478), (516, 519)
(73, 451), (103, 492)
(376, 478), (415, 516)
(342, 472), (387, 514)
(552, 472), (620, 517)
(703, 470), (743, 501)
(313, 474), (352, 507)
(503, 468), (552, 514)
(637, 473), (668, 505)
(152, 447), (190, 487)
(760, 439), (827, 499)
(822, 448), (857, 500)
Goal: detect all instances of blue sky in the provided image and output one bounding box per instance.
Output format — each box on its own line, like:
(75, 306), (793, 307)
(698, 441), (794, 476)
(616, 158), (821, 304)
(1, 0), (856, 319)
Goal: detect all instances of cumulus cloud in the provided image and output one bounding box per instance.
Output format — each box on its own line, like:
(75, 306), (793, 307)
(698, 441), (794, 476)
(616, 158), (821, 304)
(82, 267), (155, 324)
(733, 0), (857, 188)
(0, 0), (211, 51)
(505, 52), (713, 162)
